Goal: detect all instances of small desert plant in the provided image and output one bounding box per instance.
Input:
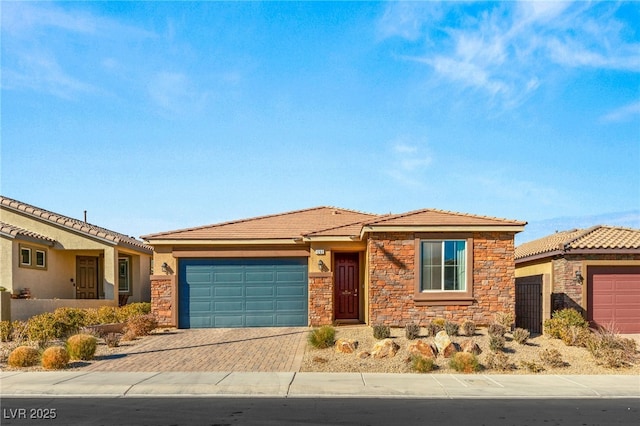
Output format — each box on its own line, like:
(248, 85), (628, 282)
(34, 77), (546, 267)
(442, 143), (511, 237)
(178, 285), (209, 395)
(540, 348), (566, 368)
(124, 314), (158, 337)
(585, 326), (637, 368)
(10, 320), (28, 343)
(411, 355), (436, 373)
(427, 318), (445, 336)
(561, 325), (591, 347)
(117, 302), (152, 322)
(449, 352), (480, 373)
(444, 321), (459, 336)
(372, 324), (391, 340)
(485, 351), (513, 371)
(104, 333), (121, 348)
(25, 312), (65, 345)
(307, 325), (336, 349)
(7, 346), (40, 367)
(460, 319), (476, 336)
(66, 334), (97, 360)
(494, 312), (514, 330)
(96, 306), (120, 324)
(512, 328), (530, 345)
(405, 323), (420, 340)
(487, 323), (507, 337)
(41, 346), (70, 370)
(520, 360), (544, 373)
(543, 308), (588, 341)
(53, 307), (92, 334)
(0, 320), (12, 342)
(489, 334), (506, 352)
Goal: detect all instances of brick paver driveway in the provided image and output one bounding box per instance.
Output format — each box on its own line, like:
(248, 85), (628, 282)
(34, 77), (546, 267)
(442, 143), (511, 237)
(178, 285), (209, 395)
(83, 327), (308, 372)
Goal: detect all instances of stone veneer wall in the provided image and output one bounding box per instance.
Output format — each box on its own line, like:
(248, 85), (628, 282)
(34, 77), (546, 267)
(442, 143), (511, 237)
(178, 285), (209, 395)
(309, 273), (333, 326)
(150, 275), (175, 327)
(551, 253), (640, 314)
(368, 232), (516, 327)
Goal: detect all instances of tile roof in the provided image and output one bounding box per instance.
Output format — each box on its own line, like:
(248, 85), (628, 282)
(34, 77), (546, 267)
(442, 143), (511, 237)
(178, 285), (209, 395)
(515, 225), (640, 260)
(365, 208), (527, 227)
(0, 221), (56, 243)
(142, 206), (525, 241)
(141, 207), (379, 240)
(0, 196), (152, 253)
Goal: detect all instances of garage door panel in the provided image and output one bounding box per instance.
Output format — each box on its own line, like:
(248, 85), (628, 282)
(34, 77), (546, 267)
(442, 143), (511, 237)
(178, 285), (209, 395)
(588, 267), (640, 334)
(179, 258), (308, 328)
(245, 286), (275, 297)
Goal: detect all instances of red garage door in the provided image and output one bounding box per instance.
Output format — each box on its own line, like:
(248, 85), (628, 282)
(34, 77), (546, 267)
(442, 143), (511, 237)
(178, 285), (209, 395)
(588, 266), (640, 334)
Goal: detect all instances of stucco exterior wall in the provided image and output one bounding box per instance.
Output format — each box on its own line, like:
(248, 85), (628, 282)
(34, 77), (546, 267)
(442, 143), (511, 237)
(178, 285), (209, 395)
(368, 231), (516, 327)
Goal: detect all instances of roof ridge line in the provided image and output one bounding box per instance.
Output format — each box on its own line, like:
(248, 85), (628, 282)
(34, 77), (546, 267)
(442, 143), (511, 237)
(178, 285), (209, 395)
(365, 207), (525, 225)
(563, 225), (602, 249)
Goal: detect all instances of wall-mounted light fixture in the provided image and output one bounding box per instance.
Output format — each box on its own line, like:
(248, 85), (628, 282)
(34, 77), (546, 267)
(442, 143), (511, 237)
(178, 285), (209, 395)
(317, 260), (325, 271)
(574, 270), (584, 284)
(161, 262), (169, 273)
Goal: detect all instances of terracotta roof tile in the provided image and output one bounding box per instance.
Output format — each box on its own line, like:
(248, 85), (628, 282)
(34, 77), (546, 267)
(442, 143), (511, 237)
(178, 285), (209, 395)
(0, 221), (56, 243)
(365, 208), (526, 227)
(0, 196), (152, 253)
(515, 226), (640, 260)
(142, 207), (379, 240)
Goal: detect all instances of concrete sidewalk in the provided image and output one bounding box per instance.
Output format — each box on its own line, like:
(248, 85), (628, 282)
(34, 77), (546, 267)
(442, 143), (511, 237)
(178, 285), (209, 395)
(1, 371), (638, 399)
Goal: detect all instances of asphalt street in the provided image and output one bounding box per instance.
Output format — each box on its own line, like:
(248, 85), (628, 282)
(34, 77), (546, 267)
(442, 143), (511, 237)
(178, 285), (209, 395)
(2, 397), (639, 426)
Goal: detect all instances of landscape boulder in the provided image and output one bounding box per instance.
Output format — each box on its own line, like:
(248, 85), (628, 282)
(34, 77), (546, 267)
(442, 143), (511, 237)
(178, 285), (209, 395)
(407, 340), (437, 359)
(460, 340), (482, 355)
(335, 338), (358, 354)
(434, 330), (452, 353)
(371, 339), (400, 359)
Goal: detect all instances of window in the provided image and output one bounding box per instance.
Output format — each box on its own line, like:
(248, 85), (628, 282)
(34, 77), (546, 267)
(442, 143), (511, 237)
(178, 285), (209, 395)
(421, 240), (466, 291)
(118, 257), (130, 294)
(20, 247), (31, 266)
(19, 244), (47, 270)
(414, 235), (473, 305)
(36, 250), (46, 268)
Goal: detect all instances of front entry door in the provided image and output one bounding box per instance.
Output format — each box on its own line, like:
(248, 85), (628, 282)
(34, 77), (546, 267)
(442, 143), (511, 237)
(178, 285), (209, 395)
(76, 256), (99, 299)
(334, 253), (359, 320)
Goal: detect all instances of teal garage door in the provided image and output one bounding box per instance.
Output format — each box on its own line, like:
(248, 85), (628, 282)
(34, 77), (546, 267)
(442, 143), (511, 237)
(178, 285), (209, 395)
(178, 258), (308, 328)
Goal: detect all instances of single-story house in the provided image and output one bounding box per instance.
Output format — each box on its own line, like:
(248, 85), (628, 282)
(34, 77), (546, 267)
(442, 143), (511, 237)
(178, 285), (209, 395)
(0, 196), (153, 321)
(515, 226), (640, 334)
(141, 206), (526, 328)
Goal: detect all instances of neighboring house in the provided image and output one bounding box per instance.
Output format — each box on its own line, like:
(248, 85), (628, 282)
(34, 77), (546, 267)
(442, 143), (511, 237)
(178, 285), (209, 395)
(0, 196), (153, 321)
(515, 226), (640, 334)
(141, 207), (525, 329)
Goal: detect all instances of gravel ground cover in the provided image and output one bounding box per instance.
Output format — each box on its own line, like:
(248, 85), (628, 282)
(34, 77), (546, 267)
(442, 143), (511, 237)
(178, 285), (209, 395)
(300, 325), (640, 375)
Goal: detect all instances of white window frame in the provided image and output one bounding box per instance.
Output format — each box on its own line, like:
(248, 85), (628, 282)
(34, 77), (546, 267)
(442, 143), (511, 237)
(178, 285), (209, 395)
(420, 240), (467, 292)
(118, 257), (131, 294)
(20, 247), (31, 266)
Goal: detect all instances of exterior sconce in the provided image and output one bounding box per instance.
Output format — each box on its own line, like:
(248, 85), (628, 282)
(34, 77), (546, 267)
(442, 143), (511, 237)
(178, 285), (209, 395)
(574, 270), (584, 284)
(161, 262), (169, 273)
(317, 260), (325, 271)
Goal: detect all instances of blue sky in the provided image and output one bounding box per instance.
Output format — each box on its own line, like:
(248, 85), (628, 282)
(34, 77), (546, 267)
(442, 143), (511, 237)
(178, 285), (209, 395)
(1, 1), (639, 244)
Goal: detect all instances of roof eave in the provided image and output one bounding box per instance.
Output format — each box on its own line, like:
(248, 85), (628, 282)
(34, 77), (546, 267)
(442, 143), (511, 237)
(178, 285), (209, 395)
(143, 238), (307, 246)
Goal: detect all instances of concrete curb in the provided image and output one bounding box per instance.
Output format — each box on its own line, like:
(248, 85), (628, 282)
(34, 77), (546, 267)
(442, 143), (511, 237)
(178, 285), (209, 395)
(1, 372), (638, 399)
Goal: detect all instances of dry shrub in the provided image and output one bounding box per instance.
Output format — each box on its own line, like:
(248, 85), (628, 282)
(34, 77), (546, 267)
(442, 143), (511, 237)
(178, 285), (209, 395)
(41, 346), (70, 370)
(540, 348), (566, 368)
(449, 352), (480, 373)
(411, 355), (436, 373)
(485, 351), (513, 371)
(405, 323), (420, 340)
(8, 346), (40, 367)
(489, 334), (506, 352)
(494, 312), (514, 329)
(308, 325), (335, 349)
(586, 326), (637, 368)
(512, 328), (530, 345)
(104, 333), (121, 348)
(488, 323), (507, 337)
(124, 314), (158, 337)
(372, 324), (391, 340)
(444, 321), (459, 336)
(0, 320), (11, 342)
(460, 320), (476, 337)
(66, 334), (97, 360)
(96, 306), (120, 324)
(543, 308), (588, 342)
(117, 303), (152, 322)
(520, 360), (544, 373)
(427, 318), (445, 336)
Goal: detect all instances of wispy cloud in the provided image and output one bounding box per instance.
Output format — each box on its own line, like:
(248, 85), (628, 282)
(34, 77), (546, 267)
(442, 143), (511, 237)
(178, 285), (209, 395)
(147, 72), (208, 116)
(386, 138), (432, 187)
(600, 101), (640, 123)
(379, 2), (639, 109)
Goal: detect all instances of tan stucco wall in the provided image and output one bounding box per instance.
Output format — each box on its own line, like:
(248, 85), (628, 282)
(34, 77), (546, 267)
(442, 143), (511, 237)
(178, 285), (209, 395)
(1, 208), (151, 303)
(515, 260), (552, 279)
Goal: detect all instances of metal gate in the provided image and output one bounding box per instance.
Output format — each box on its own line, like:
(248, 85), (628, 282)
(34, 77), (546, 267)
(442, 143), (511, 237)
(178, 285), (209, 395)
(515, 275), (542, 334)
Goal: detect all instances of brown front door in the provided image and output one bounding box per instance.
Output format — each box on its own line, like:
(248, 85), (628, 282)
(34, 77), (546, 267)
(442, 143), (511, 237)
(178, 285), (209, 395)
(76, 256), (99, 299)
(334, 253), (359, 320)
